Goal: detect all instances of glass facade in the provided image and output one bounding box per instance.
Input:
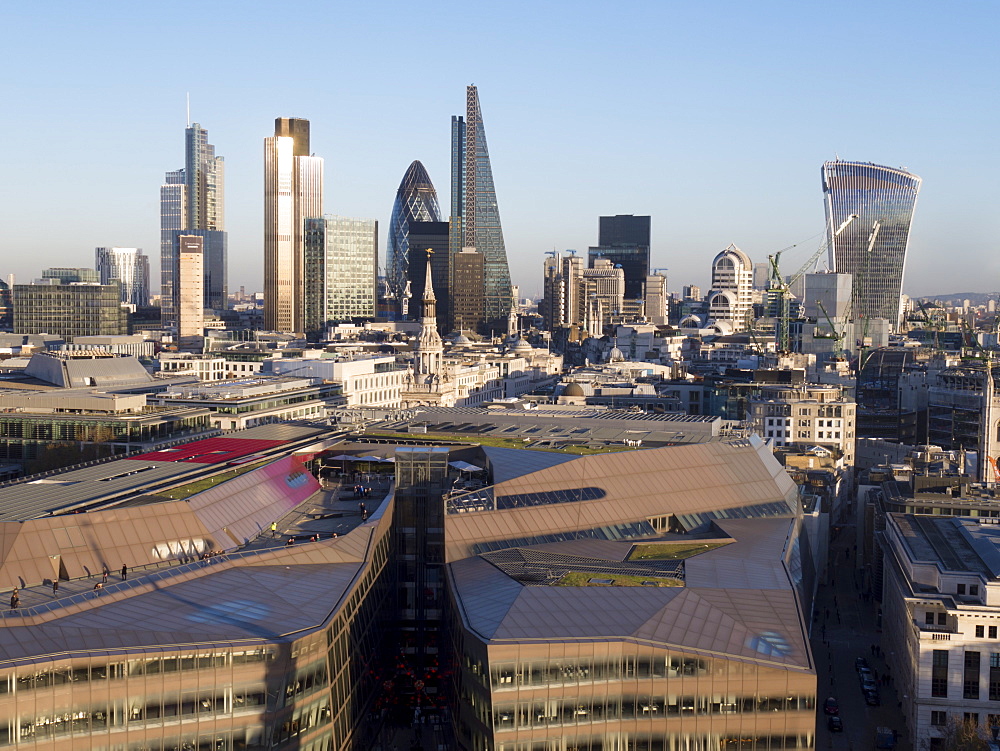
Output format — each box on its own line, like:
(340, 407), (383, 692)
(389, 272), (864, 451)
(160, 123), (227, 329)
(303, 216), (378, 336)
(95, 247), (150, 308)
(588, 215), (652, 299)
(822, 160), (921, 327)
(387, 161), (442, 312)
(450, 86), (514, 333)
(12, 284), (128, 339)
(264, 119), (323, 333)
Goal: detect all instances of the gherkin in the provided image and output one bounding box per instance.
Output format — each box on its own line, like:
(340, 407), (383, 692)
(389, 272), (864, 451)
(388, 161), (441, 312)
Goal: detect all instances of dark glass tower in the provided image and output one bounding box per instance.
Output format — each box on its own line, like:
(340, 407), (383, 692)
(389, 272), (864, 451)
(388, 161), (441, 316)
(822, 161), (921, 327)
(587, 214), (651, 299)
(449, 85), (513, 334)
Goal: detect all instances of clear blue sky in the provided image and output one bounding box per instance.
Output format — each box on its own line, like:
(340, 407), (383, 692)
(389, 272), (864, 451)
(4, 0), (998, 299)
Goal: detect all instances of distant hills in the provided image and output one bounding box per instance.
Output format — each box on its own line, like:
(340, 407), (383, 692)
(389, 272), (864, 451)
(914, 292), (999, 306)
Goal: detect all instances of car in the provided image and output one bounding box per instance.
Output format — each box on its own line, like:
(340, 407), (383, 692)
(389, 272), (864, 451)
(857, 665), (873, 680)
(823, 697), (840, 715)
(829, 715), (844, 732)
(861, 676), (877, 692)
(855, 656), (870, 672)
(864, 689), (881, 706)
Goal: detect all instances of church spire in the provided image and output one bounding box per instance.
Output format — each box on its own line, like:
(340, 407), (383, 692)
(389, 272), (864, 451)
(422, 250), (437, 321)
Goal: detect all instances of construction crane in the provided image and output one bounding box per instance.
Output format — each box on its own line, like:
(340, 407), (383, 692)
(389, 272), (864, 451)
(768, 215), (859, 352)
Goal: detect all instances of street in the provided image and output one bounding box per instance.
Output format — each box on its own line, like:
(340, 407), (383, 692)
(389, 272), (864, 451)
(811, 525), (910, 750)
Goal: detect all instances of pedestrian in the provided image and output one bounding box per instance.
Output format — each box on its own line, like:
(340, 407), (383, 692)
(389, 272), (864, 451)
(121, 564), (127, 581)
(9, 589), (18, 610)
(52, 579), (58, 595)
(93, 582), (103, 593)
(271, 522), (278, 538)
(286, 537), (295, 546)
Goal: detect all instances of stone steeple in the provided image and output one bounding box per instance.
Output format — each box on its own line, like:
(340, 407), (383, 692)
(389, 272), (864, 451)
(414, 252), (443, 378)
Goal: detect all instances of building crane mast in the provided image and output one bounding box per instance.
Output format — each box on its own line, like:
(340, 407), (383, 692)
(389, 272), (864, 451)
(768, 215), (858, 353)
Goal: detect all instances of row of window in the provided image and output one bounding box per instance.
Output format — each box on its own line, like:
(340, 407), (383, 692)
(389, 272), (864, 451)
(493, 733), (814, 751)
(0, 649), (274, 694)
(493, 694), (816, 730)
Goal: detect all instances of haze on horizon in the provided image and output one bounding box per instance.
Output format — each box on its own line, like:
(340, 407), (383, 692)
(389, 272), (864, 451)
(3, 0), (998, 301)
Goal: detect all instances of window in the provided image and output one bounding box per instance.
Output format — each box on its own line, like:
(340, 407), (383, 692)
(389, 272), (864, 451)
(939, 613), (948, 626)
(926, 612), (936, 625)
(977, 625), (986, 638)
(965, 713), (979, 726)
(931, 711), (948, 727)
(932, 650), (949, 698)
(991, 626), (997, 640)
(971, 585), (980, 596)
(965, 651), (981, 700)
(958, 584), (966, 595)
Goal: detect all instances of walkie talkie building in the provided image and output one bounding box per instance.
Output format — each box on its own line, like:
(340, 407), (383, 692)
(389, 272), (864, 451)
(822, 160), (921, 328)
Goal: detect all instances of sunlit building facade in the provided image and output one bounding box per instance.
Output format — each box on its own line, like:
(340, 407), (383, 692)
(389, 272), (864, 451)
(387, 161), (441, 316)
(450, 85), (513, 334)
(822, 160), (921, 328)
(264, 118), (324, 333)
(95, 247), (150, 308)
(303, 216), (378, 336)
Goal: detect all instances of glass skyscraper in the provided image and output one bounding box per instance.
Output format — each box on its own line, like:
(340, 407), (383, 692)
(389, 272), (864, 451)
(387, 161), (441, 316)
(303, 215), (378, 337)
(822, 160), (921, 328)
(450, 85), (513, 334)
(264, 118), (324, 333)
(95, 247), (150, 308)
(160, 123), (227, 330)
(587, 214), (651, 299)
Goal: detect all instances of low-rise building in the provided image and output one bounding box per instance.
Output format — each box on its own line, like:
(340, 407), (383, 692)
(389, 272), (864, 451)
(748, 383), (857, 465)
(268, 354), (407, 409)
(150, 376), (342, 430)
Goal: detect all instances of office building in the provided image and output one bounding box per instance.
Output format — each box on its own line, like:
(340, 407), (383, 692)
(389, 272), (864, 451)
(451, 248), (485, 334)
(41, 267), (98, 284)
(387, 160), (442, 316)
(302, 216), (378, 336)
(405, 222), (451, 332)
(160, 123), (227, 330)
(95, 247), (150, 308)
(13, 283), (128, 339)
(587, 214), (651, 299)
(881, 513), (1000, 749)
(706, 243), (754, 333)
(177, 235), (204, 345)
(0, 281), (11, 331)
(747, 383), (857, 465)
(450, 85), (513, 333)
(264, 117), (324, 333)
(581, 258), (625, 333)
(443, 439), (816, 750)
(822, 160), (921, 328)
(644, 271), (669, 323)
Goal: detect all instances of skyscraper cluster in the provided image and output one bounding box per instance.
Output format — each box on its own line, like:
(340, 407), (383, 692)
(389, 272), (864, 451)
(389, 85), (514, 336)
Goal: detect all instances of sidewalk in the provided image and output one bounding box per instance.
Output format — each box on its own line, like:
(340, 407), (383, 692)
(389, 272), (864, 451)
(811, 524), (908, 750)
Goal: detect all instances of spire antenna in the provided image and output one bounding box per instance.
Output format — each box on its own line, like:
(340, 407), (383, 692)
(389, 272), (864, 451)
(186, 92), (190, 127)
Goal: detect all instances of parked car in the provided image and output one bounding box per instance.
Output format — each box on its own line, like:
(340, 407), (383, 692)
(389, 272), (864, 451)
(864, 689), (881, 706)
(828, 715), (844, 732)
(823, 697), (839, 715)
(855, 656), (870, 672)
(857, 665), (873, 681)
(861, 675), (877, 692)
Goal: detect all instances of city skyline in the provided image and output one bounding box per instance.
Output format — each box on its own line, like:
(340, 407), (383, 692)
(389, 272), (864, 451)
(4, 1), (999, 301)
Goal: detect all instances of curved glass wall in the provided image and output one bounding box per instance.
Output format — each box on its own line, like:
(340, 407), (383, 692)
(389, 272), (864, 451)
(822, 160), (921, 328)
(387, 161), (441, 309)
